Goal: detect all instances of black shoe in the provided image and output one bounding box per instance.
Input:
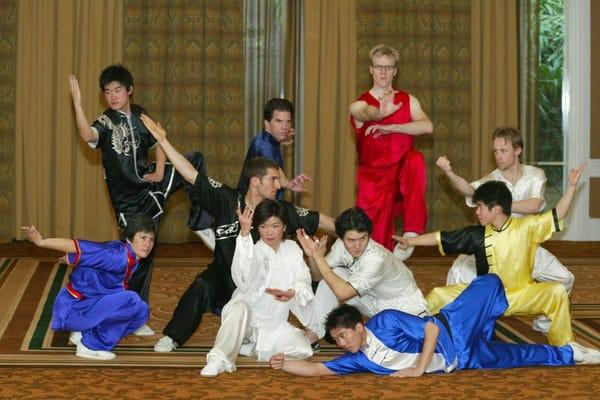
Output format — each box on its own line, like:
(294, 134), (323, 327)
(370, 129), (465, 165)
(311, 340), (320, 352)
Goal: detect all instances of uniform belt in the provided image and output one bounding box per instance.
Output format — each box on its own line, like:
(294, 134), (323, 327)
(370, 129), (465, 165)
(433, 312), (452, 341)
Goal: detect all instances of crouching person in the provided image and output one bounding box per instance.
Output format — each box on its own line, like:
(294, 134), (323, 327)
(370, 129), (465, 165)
(201, 199), (314, 377)
(21, 214), (155, 360)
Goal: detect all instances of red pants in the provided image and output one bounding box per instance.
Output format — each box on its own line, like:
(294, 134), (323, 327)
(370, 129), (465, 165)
(356, 150), (427, 250)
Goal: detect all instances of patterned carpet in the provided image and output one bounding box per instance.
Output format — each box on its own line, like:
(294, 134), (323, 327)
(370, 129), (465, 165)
(1, 244), (599, 399)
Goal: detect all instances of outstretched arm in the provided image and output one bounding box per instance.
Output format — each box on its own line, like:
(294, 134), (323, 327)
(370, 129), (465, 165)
(269, 353), (334, 377)
(436, 156), (475, 197)
(555, 163), (586, 219)
(364, 95), (433, 138)
(392, 232), (438, 249)
(21, 226), (76, 253)
(68, 74), (98, 143)
(140, 114), (199, 184)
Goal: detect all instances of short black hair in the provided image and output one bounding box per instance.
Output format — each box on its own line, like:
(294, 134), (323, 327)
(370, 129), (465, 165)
(335, 207), (373, 238)
(123, 214), (156, 241)
(243, 157), (280, 183)
(263, 98), (294, 122)
(253, 199), (288, 227)
(325, 304), (363, 334)
(473, 181), (512, 216)
(99, 64), (134, 91)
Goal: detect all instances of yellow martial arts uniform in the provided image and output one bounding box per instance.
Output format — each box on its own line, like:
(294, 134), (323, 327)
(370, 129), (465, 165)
(426, 209), (573, 346)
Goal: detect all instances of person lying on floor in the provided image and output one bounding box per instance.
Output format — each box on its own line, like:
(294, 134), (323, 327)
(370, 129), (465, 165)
(201, 199), (315, 377)
(269, 274), (600, 377)
(21, 213), (155, 361)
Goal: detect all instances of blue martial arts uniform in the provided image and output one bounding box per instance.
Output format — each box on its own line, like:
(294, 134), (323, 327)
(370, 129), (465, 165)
(324, 274), (574, 375)
(51, 240), (149, 351)
(237, 131), (284, 199)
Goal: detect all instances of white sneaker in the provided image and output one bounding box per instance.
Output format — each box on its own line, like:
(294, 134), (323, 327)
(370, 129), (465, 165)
(76, 342), (116, 360)
(154, 335), (177, 352)
(532, 316), (551, 334)
(200, 359), (227, 377)
(195, 228), (216, 252)
(569, 342), (600, 364)
(69, 331), (82, 346)
(393, 232), (418, 261)
(133, 324), (155, 336)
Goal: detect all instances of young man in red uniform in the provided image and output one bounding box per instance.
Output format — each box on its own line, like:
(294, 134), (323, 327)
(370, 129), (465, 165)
(349, 44), (433, 260)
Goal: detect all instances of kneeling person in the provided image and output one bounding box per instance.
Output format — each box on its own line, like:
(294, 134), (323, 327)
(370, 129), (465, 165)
(21, 214), (155, 360)
(201, 200), (314, 377)
(295, 207), (429, 347)
(269, 274), (600, 377)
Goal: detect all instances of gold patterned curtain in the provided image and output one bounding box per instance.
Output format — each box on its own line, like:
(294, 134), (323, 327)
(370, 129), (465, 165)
(15, 0), (123, 241)
(356, 0), (472, 230)
(124, 0), (245, 242)
(0, 1), (17, 241)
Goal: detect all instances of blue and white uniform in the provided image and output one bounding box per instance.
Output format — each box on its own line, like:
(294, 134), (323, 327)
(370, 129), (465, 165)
(324, 275), (574, 375)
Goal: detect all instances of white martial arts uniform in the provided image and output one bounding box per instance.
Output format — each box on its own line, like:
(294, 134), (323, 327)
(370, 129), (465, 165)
(300, 238), (429, 339)
(205, 235), (313, 372)
(446, 165), (574, 332)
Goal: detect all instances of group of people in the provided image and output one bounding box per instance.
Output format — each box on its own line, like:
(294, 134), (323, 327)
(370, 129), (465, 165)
(21, 44), (600, 376)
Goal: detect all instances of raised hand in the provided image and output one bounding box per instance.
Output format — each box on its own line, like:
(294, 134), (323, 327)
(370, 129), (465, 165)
(285, 173), (312, 192)
(281, 127), (295, 146)
(21, 225), (43, 247)
(378, 90), (402, 119)
(235, 206), (254, 236)
(568, 163), (586, 187)
(296, 229), (327, 258)
(67, 74), (82, 107)
(140, 114), (167, 142)
(265, 288), (295, 302)
(436, 156), (452, 174)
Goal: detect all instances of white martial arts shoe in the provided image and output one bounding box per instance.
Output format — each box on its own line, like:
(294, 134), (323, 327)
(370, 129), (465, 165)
(569, 342), (600, 364)
(69, 331), (82, 346)
(76, 342), (116, 360)
(393, 232), (418, 262)
(154, 335), (177, 352)
(195, 228), (216, 252)
(531, 316), (551, 334)
(133, 324), (155, 336)
(200, 359), (227, 377)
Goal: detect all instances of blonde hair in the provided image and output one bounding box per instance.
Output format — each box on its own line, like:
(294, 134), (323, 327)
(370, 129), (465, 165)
(369, 44), (399, 65)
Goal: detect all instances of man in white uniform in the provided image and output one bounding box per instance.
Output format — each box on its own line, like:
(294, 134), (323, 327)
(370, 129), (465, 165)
(200, 199), (314, 377)
(295, 207), (429, 347)
(436, 126), (574, 332)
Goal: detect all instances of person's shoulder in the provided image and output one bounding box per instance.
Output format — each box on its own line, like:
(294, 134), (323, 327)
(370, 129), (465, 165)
(130, 104), (147, 115)
(523, 164), (546, 179)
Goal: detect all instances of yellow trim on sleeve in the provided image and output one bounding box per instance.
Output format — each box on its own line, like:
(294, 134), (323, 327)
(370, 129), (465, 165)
(436, 231), (446, 256)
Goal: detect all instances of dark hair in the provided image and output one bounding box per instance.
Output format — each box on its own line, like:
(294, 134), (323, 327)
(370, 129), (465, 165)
(335, 207), (373, 238)
(99, 64), (134, 91)
(263, 98), (294, 122)
(123, 214), (157, 241)
(325, 304), (363, 334)
(472, 181), (512, 216)
(243, 157), (280, 183)
(253, 199), (288, 228)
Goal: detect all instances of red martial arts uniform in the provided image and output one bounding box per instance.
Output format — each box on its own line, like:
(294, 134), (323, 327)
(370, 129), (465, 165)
(351, 90), (427, 250)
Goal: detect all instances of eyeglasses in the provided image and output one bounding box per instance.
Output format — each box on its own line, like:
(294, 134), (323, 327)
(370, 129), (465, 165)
(372, 65), (396, 72)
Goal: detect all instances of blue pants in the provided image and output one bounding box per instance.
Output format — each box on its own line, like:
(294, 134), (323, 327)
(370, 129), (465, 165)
(52, 289), (148, 351)
(440, 274), (574, 370)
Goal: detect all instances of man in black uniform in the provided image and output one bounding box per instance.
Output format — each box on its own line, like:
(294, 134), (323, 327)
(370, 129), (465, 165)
(140, 114), (335, 352)
(68, 66), (211, 336)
